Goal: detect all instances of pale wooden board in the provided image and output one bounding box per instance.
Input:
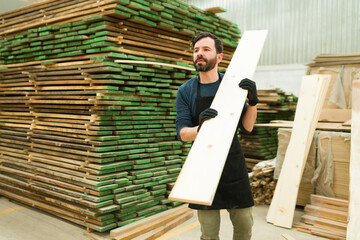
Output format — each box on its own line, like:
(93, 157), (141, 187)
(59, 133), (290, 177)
(109, 204), (189, 239)
(281, 233), (297, 240)
(347, 80), (360, 240)
(168, 30), (267, 205)
(266, 74), (330, 228)
(319, 109), (352, 122)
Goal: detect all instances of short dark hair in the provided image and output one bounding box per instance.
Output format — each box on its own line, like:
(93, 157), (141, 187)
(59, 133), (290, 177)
(191, 32), (223, 54)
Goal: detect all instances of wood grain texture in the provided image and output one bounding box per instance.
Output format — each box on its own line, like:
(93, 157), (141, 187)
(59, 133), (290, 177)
(347, 80), (360, 240)
(266, 74), (330, 228)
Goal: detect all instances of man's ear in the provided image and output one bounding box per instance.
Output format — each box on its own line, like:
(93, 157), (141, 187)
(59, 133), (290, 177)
(217, 53), (223, 64)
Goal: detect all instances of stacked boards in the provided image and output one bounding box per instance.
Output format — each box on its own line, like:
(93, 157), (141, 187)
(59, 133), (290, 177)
(274, 129), (350, 207)
(241, 89), (297, 169)
(295, 194), (348, 240)
(0, 0), (240, 232)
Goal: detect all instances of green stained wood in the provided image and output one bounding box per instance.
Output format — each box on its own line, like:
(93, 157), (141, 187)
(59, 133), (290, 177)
(130, 16), (157, 27)
(115, 4), (139, 15)
(116, 195), (137, 204)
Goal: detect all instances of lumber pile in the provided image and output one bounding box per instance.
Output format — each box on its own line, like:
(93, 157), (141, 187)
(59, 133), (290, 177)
(307, 53), (358, 112)
(0, 0), (240, 232)
(109, 204), (193, 240)
(274, 129), (350, 207)
(241, 88), (297, 169)
(294, 194), (348, 240)
(249, 162), (276, 205)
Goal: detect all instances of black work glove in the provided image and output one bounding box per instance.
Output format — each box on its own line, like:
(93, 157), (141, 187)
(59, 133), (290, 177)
(239, 78), (259, 106)
(198, 108), (218, 132)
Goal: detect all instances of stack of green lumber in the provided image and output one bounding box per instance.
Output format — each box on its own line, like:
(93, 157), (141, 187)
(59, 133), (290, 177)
(0, 0), (239, 232)
(239, 89), (298, 169)
(0, 0), (240, 68)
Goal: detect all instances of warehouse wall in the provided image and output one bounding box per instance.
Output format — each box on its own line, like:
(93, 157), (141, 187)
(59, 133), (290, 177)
(0, 0), (33, 13)
(184, 0), (360, 66)
(3, 0), (356, 96)
(183, 0), (360, 95)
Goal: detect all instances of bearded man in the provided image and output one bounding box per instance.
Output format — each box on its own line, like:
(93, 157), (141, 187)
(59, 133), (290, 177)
(175, 32), (258, 240)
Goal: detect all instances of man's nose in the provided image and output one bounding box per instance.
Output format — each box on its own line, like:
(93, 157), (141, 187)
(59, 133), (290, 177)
(196, 50), (204, 57)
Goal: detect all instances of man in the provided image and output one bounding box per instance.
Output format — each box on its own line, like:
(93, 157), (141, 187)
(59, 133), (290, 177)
(175, 32), (258, 240)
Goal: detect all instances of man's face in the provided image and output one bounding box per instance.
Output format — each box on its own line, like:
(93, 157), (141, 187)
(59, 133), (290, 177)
(193, 37), (222, 72)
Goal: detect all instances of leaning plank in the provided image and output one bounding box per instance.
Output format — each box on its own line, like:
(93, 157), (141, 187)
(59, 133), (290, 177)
(266, 74), (330, 228)
(347, 80), (360, 240)
(168, 30), (267, 205)
(109, 204), (191, 239)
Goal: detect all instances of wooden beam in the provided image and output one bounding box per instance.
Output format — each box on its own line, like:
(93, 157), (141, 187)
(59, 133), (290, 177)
(204, 7), (227, 14)
(266, 74), (330, 228)
(347, 80), (360, 240)
(168, 30), (267, 205)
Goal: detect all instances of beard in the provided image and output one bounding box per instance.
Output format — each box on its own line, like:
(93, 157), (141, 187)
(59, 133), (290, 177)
(193, 56), (217, 72)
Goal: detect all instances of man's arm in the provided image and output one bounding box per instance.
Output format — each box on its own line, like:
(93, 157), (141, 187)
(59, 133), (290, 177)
(239, 78), (258, 132)
(241, 105), (257, 132)
(179, 126), (199, 142)
(179, 108), (218, 142)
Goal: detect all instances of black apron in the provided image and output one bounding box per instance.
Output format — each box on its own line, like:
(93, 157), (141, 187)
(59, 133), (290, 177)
(189, 75), (254, 210)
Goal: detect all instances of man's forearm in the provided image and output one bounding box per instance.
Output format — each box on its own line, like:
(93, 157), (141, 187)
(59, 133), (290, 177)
(179, 126), (199, 142)
(242, 105), (257, 132)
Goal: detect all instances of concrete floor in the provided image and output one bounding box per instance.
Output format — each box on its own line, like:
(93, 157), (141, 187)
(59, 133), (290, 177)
(0, 196), (328, 240)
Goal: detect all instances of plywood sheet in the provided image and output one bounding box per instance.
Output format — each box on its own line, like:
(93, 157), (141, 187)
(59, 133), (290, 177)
(347, 80), (360, 240)
(169, 30), (267, 205)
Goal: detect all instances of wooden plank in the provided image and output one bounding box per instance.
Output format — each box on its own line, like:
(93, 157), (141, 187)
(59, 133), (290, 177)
(168, 30), (267, 205)
(304, 205), (348, 222)
(347, 80), (360, 240)
(319, 109), (351, 122)
(255, 120), (351, 132)
(129, 211), (193, 240)
(266, 74), (330, 228)
(301, 214), (347, 231)
(204, 7), (226, 14)
(281, 233), (297, 240)
(109, 204), (190, 239)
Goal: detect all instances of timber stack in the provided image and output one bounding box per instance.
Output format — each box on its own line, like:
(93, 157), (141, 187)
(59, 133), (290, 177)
(0, 0), (241, 232)
(294, 194), (348, 240)
(241, 88), (297, 170)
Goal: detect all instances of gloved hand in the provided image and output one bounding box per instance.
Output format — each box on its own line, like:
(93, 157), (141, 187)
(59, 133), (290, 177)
(198, 108), (218, 132)
(239, 78), (258, 106)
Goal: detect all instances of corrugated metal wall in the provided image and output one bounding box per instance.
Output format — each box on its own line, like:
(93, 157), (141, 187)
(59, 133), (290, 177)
(183, 0), (360, 66)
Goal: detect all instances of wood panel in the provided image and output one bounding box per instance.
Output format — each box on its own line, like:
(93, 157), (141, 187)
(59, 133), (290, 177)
(347, 80), (360, 239)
